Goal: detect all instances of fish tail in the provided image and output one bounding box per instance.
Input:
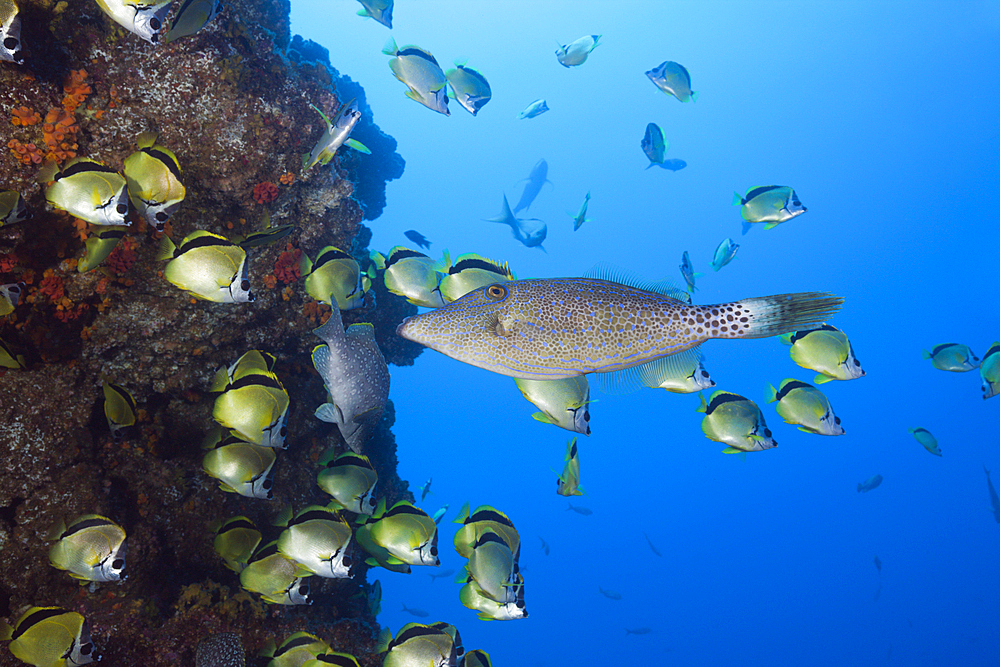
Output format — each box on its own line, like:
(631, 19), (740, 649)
(711, 292), (844, 340)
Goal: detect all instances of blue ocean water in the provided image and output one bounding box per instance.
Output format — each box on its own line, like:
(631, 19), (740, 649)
(291, 2), (1000, 664)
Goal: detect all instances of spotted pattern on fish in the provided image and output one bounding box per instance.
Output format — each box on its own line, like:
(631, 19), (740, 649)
(398, 278), (843, 380)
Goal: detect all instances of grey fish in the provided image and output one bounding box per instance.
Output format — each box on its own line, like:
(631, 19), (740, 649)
(401, 602), (430, 618)
(658, 159), (687, 171)
(404, 230), (431, 249)
(566, 502), (592, 515)
(598, 586), (622, 600)
(485, 194), (547, 251)
(643, 532), (662, 557)
(625, 627), (652, 635)
(311, 307), (390, 453)
(539, 536), (550, 556)
(857, 474), (883, 493)
(874, 555), (882, 574)
(986, 466), (1000, 523)
(397, 274), (843, 381)
(513, 159), (551, 214)
(428, 567), (456, 583)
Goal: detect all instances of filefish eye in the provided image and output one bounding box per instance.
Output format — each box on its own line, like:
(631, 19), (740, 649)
(583, 409), (590, 421)
(764, 428), (772, 437)
(80, 642), (94, 656)
(241, 280), (250, 291)
(3, 38), (17, 50)
(700, 370), (710, 378)
(150, 18), (161, 30)
(155, 211), (168, 221)
(853, 358), (861, 366)
(835, 416), (841, 424)
(116, 203), (128, 214)
(343, 555), (352, 567)
(516, 600), (525, 609)
(262, 479), (272, 490)
(367, 496), (376, 507)
(112, 558), (124, 570)
(430, 546), (438, 556)
(486, 284), (507, 300)
(299, 583), (310, 596)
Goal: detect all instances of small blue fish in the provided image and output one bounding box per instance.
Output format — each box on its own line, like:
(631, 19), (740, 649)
(659, 159), (687, 171)
(857, 474), (883, 493)
(711, 238), (739, 272)
(641, 123), (668, 168)
(679, 250), (701, 293)
(517, 99), (549, 120)
(404, 230), (430, 249)
(568, 191), (592, 231)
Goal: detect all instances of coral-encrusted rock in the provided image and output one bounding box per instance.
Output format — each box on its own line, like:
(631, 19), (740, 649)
(0, 1), (412, 665)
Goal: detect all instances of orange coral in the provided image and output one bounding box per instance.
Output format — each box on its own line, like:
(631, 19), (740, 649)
(7, 139), (44, 165)
(262, 274), (277, 290)
(42, 107), (79, 163)
(62, 70), (91, 113)
(10, 106), (41, 126)
(105, 237), (138, 274)
(37, 270), (65, 302)
(279, 172), (295, 185)
(273, 244), (302, 284)
(302, 300), (330, 325)
(253, 181), (279, 204)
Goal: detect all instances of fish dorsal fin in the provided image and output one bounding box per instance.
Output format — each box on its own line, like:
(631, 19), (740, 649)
(583, 263), (690, 302)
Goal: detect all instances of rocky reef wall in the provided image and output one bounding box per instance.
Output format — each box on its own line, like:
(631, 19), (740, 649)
(0, 0), (416, 664)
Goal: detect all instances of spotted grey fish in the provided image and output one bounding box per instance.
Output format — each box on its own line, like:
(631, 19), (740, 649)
(397, 275), (843, 381)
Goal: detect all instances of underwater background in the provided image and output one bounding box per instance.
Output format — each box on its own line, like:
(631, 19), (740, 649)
(291, 1), (1000, 665)
(0, 0), (997, 665)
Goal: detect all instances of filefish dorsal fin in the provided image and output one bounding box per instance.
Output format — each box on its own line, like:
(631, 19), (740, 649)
(583, 263), (689, 302)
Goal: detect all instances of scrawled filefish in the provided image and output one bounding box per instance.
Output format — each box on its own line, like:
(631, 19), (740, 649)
(397, 271), (843, 381)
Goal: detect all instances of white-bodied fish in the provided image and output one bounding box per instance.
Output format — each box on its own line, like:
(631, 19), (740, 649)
(381, 246), (446, 308)
(1, 607), (98, 666)
(982, 342), (1000, 400)
(94, 0), (172, 44)
(123, 131), (185, 231)
(48, 514), (127, 582)
(0, 190), (30, 226)
(780, 324), (865, 384)
(303, 98), (370, 171)
(438, 252), (515, 304)
(766, 378), (844, 435)
(0, 0), (23, 64)
(921, 343), (979, 372)
(698, 390), (777, 454)
(157, 230), (254, 303)
(382, 37), (449, 116)
(446, 62), (492, 116)
(514, 375), (591, 435)
(645, 60), (697, 102)
(734, 186), (806, 235)
(555, 34), (601, 67)
(355, 0), (392, 28)
(40, 158), (130, 226)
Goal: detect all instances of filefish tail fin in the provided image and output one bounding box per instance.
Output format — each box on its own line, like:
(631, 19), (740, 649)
(691, 90), (699, 103)
(920, 349), (933, 360)
(732, 192), (744, 206)
(765, 384), (779, 403)
(731, 292), (844, 340)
